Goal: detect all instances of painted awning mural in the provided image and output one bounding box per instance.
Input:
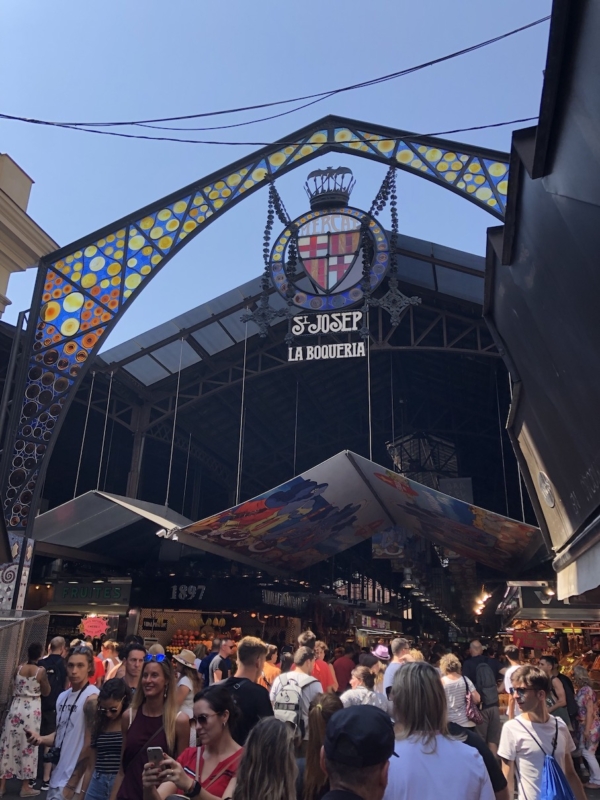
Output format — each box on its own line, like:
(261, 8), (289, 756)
(175, 451), (542, 574)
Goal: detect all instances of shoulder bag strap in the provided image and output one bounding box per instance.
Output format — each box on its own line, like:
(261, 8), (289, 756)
(129, 723), (166, 766)
(515, 717), (547, 754)
(195, 746), (201, 780)
(551, 716), (559, 756)
(56, 683), (89, 749)
(202, 750), (241, 791)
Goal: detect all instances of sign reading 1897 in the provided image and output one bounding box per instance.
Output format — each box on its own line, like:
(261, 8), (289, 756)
(288, 311), (366, 362)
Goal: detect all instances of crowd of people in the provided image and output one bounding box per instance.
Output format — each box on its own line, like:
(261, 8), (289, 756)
(0, 631), (598, 799)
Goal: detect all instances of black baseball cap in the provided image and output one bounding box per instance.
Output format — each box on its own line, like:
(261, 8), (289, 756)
(324, 705), (397, 768)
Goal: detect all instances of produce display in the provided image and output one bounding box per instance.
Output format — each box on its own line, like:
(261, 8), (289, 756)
(166, 629), (211, 656)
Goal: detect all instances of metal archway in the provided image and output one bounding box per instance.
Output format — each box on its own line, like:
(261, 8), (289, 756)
(0, 114), (510, 592)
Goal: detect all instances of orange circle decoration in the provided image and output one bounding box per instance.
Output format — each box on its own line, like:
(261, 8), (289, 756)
(63, 341), (78, 355)
(75, 350), (87, 363)
(82, 310), (92, 321)
(101, 312), (111, 322)
(40, 302), (60, 323)
(82, 333), (98, 349)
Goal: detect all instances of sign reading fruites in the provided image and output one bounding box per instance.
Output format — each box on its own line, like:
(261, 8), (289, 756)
(288, 311), (366, 362)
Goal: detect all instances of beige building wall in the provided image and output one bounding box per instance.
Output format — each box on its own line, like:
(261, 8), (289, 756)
(0, 154), (57, 317)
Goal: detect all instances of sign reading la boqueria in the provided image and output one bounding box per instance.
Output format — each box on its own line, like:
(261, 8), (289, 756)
(288, 311), (366, 362)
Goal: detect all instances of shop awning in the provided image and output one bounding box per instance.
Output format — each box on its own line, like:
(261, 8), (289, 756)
(32, 491), (193, 548)
(174, 450), (544, 573)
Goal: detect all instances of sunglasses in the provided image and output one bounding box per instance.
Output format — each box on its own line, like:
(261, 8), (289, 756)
(194, 712), (219, 726)
(99, 703), (123, 714)
(144, 654), (167, 663)
(509, 687), (534, 699)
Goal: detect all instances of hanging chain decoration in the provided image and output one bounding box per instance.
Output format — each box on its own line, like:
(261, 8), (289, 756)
(372, 167), (421, 327)
(241, 182), (291, 338)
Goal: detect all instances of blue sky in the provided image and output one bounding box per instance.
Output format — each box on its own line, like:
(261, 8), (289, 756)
(1, 1), (551, 348)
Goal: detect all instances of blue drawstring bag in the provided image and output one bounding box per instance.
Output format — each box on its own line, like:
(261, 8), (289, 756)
(516, 717), (575, 800)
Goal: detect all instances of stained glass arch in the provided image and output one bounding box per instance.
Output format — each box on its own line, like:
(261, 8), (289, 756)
(0, 114), (510, 542)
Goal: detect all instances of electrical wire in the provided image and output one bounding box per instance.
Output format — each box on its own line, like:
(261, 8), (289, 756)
(0, 15), (549, 131)
(0, 113), (538, 146)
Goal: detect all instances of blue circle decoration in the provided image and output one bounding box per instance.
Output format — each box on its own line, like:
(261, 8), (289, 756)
(269, 206), (389, 311)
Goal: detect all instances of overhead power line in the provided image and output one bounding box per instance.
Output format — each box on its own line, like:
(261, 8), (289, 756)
(0, 114), (539, 146)
(0, 14), (550, 134)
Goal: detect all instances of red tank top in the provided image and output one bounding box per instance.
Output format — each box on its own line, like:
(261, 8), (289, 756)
(117, 709), (169, 800)
(177, 746), (242, 797)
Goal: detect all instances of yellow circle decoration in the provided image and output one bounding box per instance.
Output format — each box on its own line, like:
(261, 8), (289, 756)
(60, 318), (80, 337)
(72, 273), (81, 282)
(140, 217), (154, 230)
(215, 181), (225, 190)
(84, 246), (97, 258)
(141, 265), (152, 275)
(166, 219), (179, 232)
(458, 181), (466, 189)
(488, 198), (498, 206)
(105, 236), (114, 244)
(378, 139), (395, 153)
(244, 179), (254, 189)
(443, 152), (456, 161)
(65, 256), (73, 264)
(474, 175), (486, 185)
(40, 301), (60, 322)
(125, 274), (142, 290)
(468, 162), (482, 173)
(437, 162), (448, 172)
(335, 129), (353, 142)
(173, 200), (188, 214)
(63, 292), (84, 313)
(209, 190), (219, 200)
(426, 148), (442, 162)
(151, 254), (162, 265)
(193, 196), (204, 206)
(124, 290), (132, 299)
(498, 180), (508, 195)
(81, 273), (97, 289)
(150, 226), (164, 240)
(252, 168), (267, 182)
(89, 256), (105, 272)
(158, 236), (173, 250)
(114, 250), (123, 259)
(108, 263), (121, 276)
(464, 174), (473, 182)
(226, 173), (242, 186)
(100, 279), (110, 289)
(111, 276), (121, 286)
(396, 150), (413, 164)
(418, 145), (427, 154)
(105, 247), (114, 256)
(142, 246), (153, 256)
(411, 159), (423, 168)
(221, 188), (231, 197)
(214, 199), (224, 209)
(475, 187), (493, 201)
(300, 145), (314, 157)
(129, 235), (145, 251)
(451, 161), (462, 171)
(269, 152), (286, 167)
(445, 172), (457, 181)
(183, 220), (197, 232)
(489, 162), (507, 177)
(467, 184), (476, 194)
(310, 132), (327, 144)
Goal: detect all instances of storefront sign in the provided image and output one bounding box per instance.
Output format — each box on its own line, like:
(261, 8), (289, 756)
(141, 615), (168, 632)
(357, 614), (390, 631)
(168, 584), (206, 602)
(512, 630), (548, 649)
(288, 312), (365, 362)
(262, 590), (308, 612)
(81, 616), (109, 638)
(51, 582), (131, 606)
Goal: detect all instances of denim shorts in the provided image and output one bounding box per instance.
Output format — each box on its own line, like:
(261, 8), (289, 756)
(86, 771), (117, 800)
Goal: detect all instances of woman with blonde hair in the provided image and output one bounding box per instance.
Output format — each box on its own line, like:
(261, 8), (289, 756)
(572, 665), (600, 788)
(110, 654), (189, 800)
(384, 662), (494, 800)
(439, 653), (481, 734)
(302, 692), (342, 800)
(231, 717), (297, 800)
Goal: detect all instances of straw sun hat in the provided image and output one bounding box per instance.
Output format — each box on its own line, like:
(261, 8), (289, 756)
(173, 649), (196, 668)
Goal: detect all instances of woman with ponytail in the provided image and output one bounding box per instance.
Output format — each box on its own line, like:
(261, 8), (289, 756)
(300, 693), (342, 800)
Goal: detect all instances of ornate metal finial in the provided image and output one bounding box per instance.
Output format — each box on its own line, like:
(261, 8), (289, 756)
(304, 166), (356, 210)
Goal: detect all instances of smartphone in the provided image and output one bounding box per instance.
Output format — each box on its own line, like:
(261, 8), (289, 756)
(147, 746), (164, 766)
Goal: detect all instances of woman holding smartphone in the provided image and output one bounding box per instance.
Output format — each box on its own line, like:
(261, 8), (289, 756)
(110, 654), (188, 800)
(142, 686), (242, 800)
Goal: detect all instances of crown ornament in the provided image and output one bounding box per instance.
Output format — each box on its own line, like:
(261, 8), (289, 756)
(304, 166), (356, 210)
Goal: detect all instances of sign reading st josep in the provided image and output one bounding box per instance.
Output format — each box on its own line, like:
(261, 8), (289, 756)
(287, 311), (366, 362)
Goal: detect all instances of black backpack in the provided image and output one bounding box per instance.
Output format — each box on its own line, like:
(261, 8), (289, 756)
(475, 660), (499, 708)
(39, 656), (65, 711)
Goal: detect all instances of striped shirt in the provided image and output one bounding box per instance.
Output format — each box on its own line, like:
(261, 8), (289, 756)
(93, 730), (123, 774)
(442, 675), (477, 728)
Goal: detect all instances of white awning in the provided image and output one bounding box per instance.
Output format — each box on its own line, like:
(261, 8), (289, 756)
(557, 540), (600, 599)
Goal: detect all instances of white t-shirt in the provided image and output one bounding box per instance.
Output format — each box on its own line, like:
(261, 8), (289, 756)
(498, 716), (575, 800)
(442, 675), (477, 728)
(50, 684), (99, 790)
(177, 675), (195, 718)
(384, 734), (495, 800)
(270, 672), (322, 740)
